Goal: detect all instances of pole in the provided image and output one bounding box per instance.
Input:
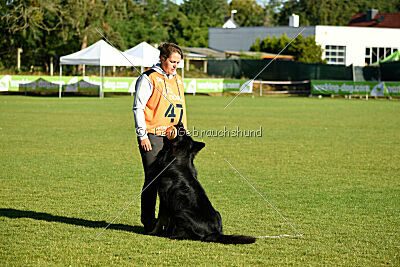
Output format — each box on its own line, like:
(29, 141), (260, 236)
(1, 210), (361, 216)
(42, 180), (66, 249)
(17, 48), (23, 71)
(50, 57), (53, 76)
(59, 65), (62, 98)
(231, 10), (237, 21)
(100, 65), (103, 99)
(351, 64), (356, 100)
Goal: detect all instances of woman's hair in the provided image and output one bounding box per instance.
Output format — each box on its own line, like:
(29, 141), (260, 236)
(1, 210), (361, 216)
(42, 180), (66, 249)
(158, 43), (184, 60)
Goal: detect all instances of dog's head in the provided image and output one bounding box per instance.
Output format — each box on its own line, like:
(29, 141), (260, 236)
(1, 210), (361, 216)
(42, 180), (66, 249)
(166, 122), (205, 157)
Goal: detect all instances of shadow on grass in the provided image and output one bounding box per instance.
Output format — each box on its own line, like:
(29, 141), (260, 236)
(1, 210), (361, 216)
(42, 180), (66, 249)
(0, 208), (145, 235)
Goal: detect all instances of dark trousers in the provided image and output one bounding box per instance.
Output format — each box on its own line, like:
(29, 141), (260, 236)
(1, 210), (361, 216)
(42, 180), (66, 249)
(138, 133), (164, 231)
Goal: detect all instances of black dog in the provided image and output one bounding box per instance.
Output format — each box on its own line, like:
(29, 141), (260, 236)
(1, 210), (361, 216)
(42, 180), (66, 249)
(148, 123), (256, 244)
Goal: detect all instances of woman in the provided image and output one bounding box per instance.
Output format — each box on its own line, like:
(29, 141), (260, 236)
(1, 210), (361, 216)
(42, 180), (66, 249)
(133, 43), (187, 233)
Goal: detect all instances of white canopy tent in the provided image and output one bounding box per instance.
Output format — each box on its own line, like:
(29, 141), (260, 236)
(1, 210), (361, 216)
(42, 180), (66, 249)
(124, 41), (184, 77)
(59, 39), (140, 98)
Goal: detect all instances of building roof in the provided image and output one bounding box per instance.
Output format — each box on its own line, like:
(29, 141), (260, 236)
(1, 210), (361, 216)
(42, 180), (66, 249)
(348, 12), (400, 28)
(209, 26), (316, 52)
(183, 47), (226, 59)
(222, 17), (239, 29)
(224, 50), (294, 60)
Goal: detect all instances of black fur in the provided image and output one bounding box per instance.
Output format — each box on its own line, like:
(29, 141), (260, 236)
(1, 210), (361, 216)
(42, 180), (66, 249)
(147, 123), (256, 244)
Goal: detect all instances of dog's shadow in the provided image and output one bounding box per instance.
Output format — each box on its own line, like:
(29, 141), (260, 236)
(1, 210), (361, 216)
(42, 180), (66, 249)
(0, 208), (145, 236)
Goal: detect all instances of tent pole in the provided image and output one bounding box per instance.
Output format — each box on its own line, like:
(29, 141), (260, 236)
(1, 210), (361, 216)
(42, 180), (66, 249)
(100, 65), (103, 99)
(59, 64), (62, 98)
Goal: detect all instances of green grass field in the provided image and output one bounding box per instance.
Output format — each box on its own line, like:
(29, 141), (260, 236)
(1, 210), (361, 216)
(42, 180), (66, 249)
(1, 95), (399, 265)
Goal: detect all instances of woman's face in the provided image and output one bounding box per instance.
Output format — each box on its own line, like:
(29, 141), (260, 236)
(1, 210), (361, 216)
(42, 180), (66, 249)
(160, 52), (181, 75)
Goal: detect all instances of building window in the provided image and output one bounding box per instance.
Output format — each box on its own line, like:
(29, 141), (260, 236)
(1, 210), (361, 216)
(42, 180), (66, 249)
(325, 45), (346, 65)
(365, 47), (398, 65)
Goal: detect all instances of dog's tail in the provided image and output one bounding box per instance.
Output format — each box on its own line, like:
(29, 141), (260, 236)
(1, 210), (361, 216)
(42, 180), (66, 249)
(203, 234), (256, 244)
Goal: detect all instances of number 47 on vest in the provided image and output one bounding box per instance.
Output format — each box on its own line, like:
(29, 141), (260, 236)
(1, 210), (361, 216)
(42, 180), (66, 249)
(165, 103), (183, 124)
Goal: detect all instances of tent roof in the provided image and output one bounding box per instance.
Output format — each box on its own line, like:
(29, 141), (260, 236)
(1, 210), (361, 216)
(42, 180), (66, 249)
(125, 42), (159, 67)
(371, 50), (400, 65)
(60, 40), (139, 66)
(125, 41), (184, 68)
(380, 50), (400, 63)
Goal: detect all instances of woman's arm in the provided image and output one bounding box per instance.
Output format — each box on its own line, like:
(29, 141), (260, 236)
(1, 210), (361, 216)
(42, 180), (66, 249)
(133, 74), (153, 150)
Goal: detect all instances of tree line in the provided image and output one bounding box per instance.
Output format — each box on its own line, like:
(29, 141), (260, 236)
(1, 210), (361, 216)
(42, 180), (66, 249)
(1, 0), (399, 73)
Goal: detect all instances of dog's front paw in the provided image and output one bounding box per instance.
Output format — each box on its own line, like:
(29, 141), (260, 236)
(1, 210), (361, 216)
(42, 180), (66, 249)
(149, 219), (163, 236)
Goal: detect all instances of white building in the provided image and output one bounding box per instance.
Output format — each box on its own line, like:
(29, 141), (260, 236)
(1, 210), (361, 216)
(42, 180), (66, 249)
(315, 26), (400, 66)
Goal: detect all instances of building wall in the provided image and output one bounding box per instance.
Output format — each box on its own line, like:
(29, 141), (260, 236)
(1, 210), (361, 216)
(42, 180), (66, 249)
(315, 26), (400, 66)
(208, 26), (316, 52)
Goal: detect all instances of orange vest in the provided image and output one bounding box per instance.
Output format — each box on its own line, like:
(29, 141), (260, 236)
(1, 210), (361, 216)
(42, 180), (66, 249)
(144, 69), (187, 136)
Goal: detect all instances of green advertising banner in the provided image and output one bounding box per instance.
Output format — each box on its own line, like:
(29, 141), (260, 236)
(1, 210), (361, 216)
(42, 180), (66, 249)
(182, 78), (252, 93)
(311, 80), (400, 97)
(19, 78), (61, 93)
(86, 76), (137, 92)
(385, 82), (400, 96)
(0, 75), (253, 94)
(0, 75), (137, 93)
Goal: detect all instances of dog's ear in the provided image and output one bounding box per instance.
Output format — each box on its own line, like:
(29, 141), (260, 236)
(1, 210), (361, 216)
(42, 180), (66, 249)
(176, 122), (184, 129)
(173, 122), (186, 137)
(191, 141), (205, 153)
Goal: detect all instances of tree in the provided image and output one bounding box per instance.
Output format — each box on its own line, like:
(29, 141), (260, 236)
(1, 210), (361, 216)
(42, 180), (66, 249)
(117, 0), (174, 48)
(273, 0), (400, 26)
(289, 35), (325, 63)
(1, 0), (69, 71)
(263, 0), (283, 26)
(229, 0), (266, 26)
(167, 0), (228, 47)
(64, 0), (127, 51)
(250, 34), (326, 64)
(0, 0), (129, 72)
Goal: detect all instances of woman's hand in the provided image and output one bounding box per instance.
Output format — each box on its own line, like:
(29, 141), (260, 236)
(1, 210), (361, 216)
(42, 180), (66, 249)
(141, 138), (152, 152)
